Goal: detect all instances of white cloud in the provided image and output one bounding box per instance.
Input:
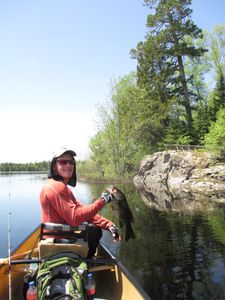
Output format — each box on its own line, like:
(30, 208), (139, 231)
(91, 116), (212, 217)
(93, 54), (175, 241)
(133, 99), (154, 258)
(0, 110), (96, 163)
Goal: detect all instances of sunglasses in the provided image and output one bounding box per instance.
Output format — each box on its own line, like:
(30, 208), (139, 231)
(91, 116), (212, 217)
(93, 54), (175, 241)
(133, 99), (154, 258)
(56, 159), (75, 166)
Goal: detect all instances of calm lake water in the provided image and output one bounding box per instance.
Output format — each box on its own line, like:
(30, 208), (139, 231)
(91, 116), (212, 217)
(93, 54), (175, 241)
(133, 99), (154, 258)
(1, 173), (225, 299)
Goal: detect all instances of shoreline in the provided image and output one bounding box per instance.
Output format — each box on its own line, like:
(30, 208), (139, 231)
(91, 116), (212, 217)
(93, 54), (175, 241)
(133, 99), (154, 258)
(77, 176), (133, 184)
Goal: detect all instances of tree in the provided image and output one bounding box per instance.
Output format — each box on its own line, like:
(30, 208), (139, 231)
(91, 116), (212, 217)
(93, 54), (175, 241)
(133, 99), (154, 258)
(131, 36), (175, 145)
(131, 0), (206, 142)
(90, 73), (147, 178)
(193, 98), (210, 142)
(184, 25), (225, 140)
(202, 25), (225, 80)
(208, 71), (225, 122)
(185, 45), (211, 142)
(89, 131), (108, 177)
(204, 108), (225, 157)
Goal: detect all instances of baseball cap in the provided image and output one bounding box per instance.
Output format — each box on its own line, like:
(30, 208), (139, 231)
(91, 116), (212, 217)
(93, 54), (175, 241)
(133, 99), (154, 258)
(52, 147), (76, 158)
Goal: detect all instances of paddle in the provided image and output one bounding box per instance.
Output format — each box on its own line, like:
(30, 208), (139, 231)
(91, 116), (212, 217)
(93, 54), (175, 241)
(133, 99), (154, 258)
(0, 248), (39, 267)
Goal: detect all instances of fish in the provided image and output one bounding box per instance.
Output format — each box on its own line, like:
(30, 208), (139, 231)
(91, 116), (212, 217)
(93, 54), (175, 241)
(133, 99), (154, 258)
(106, 185), (136, 242)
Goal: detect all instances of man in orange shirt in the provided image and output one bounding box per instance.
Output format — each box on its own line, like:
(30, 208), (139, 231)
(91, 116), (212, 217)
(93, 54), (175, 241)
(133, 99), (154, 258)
(40, 147), (120, 258)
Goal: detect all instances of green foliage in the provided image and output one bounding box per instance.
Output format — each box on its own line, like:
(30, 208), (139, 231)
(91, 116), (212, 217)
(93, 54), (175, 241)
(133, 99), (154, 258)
(190, 24), (225, 142)
(208, 71), (225, 122)
(202, 24), (225, 78)
(204, 108), (225, 157)
(193, 99), (210, 142)
(89, 73), (148, 178)
(76, 159), (102, 180)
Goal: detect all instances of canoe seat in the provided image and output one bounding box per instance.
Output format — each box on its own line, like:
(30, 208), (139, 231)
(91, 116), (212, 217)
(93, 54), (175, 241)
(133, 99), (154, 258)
(39, 222), (89, 258)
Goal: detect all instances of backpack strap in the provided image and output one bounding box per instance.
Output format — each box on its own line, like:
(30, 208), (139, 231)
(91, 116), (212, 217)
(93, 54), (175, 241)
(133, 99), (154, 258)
(37, 256), (87, 300)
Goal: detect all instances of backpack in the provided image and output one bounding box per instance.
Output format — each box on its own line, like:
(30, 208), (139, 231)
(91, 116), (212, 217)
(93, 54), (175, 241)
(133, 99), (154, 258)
(36, 251), (87, 300)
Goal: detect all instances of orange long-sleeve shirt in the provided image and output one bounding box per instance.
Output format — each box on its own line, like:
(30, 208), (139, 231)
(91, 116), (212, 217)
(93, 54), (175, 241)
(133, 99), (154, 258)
(39, 179), (113, 230)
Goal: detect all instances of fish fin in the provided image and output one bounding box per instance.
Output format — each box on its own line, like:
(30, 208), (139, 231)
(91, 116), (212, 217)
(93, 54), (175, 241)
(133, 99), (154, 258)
(125, 225), (136, 242)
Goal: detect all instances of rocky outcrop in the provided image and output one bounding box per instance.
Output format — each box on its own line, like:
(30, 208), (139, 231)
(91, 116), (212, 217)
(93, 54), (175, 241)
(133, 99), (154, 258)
(134, 151), (225, 212)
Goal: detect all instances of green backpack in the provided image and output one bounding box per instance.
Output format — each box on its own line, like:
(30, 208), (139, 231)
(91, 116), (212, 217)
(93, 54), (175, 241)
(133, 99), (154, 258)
(36, 252), (87, 300)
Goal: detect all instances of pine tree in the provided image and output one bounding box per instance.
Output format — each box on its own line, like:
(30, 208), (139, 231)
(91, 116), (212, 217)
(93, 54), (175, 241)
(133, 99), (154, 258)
(131, 0), (206, 143)
(208, 71), (225, 122)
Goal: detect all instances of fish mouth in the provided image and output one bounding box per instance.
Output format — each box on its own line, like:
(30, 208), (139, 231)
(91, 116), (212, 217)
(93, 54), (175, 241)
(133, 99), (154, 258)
(106, 185), (117, 195)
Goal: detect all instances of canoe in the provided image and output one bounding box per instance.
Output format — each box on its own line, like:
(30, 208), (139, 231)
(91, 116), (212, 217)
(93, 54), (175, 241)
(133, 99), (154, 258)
(0, 223), (150, 300)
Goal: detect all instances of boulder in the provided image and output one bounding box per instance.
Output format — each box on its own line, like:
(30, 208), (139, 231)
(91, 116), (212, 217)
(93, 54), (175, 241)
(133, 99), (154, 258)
(134, 151), (225, 211)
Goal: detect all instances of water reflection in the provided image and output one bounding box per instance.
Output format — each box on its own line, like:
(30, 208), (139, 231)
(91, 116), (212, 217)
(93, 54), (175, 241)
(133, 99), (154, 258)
(134, 179), (220, 213)
(95, 182), (225, 299)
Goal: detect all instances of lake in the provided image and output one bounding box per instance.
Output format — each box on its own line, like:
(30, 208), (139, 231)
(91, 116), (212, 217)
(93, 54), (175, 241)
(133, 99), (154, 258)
(1, 173), (225, 299)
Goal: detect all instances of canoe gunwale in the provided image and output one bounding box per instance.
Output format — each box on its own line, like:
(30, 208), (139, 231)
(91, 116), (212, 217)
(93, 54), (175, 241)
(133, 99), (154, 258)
(8, 225), (41, 258)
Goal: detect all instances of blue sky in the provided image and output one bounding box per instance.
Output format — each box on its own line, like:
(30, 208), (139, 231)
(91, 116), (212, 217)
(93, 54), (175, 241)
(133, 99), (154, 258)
(0, 0), (224, 162)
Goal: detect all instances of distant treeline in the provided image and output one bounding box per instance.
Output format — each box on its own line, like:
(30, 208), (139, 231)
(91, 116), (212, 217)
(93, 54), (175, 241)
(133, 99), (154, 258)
(0, 161), (50, 172)
(0, 161), (91, 177)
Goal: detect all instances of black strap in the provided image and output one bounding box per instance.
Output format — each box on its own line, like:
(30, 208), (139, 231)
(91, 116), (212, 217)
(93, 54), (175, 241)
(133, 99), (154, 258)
(51, 294), (74, 300)
(40, 222), (89, 241)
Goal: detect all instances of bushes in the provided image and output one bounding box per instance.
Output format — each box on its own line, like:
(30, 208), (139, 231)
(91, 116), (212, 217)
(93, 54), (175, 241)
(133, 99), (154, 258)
(204, 108), (225, 158)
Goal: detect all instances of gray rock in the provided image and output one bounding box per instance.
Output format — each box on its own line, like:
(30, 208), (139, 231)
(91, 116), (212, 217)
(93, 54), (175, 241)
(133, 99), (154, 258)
(134, 151), (225, 211)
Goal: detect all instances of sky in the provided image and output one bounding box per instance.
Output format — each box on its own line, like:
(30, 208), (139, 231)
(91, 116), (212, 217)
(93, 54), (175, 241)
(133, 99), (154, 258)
(0, 0), (224, 163)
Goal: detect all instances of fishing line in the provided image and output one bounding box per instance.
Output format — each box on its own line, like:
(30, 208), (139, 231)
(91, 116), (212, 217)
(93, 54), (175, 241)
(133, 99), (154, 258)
(7, 164), (12, 300)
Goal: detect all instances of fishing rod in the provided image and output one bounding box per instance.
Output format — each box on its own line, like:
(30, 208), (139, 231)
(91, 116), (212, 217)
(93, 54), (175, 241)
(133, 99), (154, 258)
(7, 164), (12, 300)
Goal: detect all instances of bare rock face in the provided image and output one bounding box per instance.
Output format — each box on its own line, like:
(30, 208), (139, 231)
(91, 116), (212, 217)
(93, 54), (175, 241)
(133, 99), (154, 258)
(134, 151), (225, 212)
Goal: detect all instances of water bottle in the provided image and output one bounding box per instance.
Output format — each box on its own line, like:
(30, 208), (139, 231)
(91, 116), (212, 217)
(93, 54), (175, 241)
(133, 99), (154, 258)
(26, 281), (37, 300)
(85, 272), (96, 297)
